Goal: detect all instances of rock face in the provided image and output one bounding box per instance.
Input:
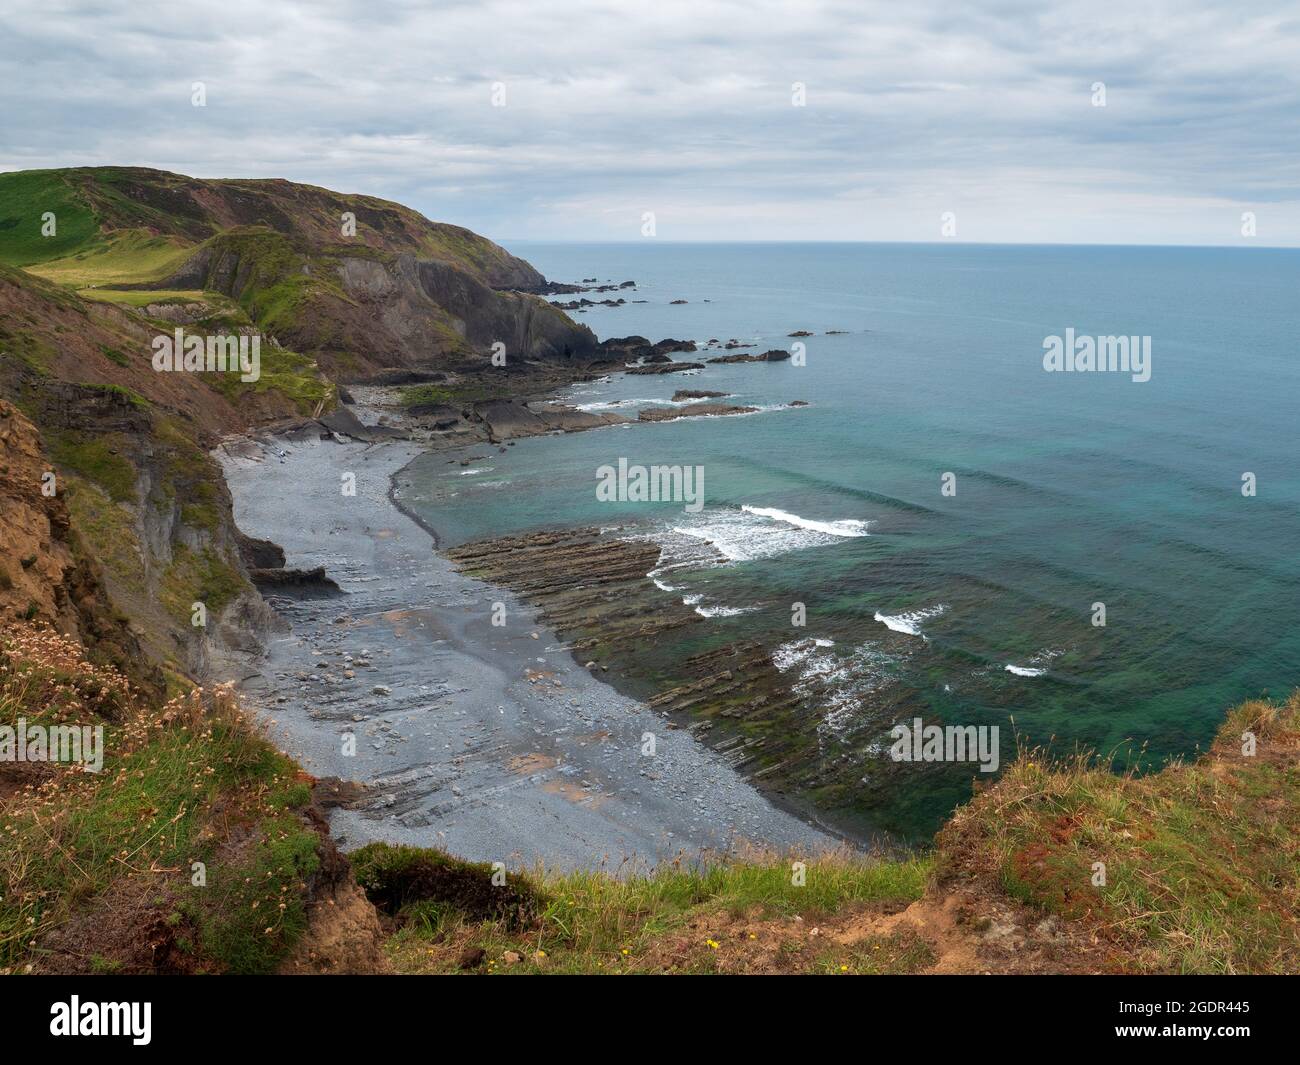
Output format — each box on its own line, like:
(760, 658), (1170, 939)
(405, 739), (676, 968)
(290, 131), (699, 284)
(0, 400), (155, 689)
(597, 336), (698, 361)
(470, 399), (628, 442)
(0, 267), (283, 679)
(318, 405), (408, 442)
(672, 390), (729, 401)
(168, 228), (597, 380)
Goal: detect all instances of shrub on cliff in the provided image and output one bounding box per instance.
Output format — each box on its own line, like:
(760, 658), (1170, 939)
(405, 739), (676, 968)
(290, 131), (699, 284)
(350, 842), (542, 932)
(0, 624), (324, 974)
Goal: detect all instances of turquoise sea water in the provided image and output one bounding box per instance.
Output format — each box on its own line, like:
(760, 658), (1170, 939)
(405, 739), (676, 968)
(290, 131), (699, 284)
(405, 242), (1300, 838)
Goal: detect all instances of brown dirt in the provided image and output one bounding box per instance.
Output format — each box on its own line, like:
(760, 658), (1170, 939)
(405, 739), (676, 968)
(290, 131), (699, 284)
(279, 810), (389, 974)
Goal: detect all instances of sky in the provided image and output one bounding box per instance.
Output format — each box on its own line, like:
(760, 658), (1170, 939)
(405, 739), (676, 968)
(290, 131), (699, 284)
(3, 0), (1299, 245)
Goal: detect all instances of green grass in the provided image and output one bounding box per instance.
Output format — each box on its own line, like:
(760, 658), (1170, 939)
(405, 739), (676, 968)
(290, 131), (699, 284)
(0, 170), (100, 266)
(61, 475), (146, 596)
(88, 382), (149, 408)
(0, 629), (322, 974)
(939, 693), (1300, 974)
(159, 545), (247, 621)
(399, 382), (508, 408)
(202, 342), (333, 416)
(47, 432), (138, 502)
(78, 287), (214, 308)
(27, 230), (194, 288)
(377, 844), (931, 974)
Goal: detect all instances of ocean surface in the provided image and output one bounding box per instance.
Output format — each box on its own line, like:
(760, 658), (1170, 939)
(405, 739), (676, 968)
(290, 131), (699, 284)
(403, 242), (1300, 839)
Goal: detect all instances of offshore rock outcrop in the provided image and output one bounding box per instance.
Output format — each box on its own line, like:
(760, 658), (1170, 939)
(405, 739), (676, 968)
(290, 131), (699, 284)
(637, 402), (759, 421)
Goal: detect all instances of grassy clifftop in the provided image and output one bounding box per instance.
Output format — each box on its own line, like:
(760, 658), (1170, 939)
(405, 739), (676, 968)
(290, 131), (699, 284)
(0, 167), (543, 287)
(0, 167), (594, 378)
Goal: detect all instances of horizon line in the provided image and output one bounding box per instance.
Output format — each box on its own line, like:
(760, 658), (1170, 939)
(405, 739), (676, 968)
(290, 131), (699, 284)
(500, 238), (1300, 251)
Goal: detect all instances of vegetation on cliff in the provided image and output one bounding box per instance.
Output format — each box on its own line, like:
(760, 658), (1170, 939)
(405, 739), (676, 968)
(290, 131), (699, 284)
(0, 626), (334, 974)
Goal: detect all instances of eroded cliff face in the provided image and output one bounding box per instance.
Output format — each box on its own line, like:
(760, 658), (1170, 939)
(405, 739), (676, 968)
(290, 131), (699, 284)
(0, 269), (282, 687)
(170, 233), (596, 379)
(0, 400), (160, 690)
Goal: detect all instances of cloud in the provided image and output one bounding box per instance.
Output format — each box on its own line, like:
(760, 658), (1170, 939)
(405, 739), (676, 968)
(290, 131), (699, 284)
(2, 0), (1298, 244)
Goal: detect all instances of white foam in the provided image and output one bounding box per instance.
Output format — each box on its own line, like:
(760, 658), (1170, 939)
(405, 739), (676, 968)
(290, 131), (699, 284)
(873, 604), (948, 638)
(694, 603), (756, 618)
(773, 638), (817, 673)
(773, 638), (896, 740)
(665, 505), (871, 564)
(457, 467), (492, 476)
(741, 505), (871, 538)
(1004, 649), (1061, 677)
(1005, 664), (1046, 677)
(574, 397), (682, 412)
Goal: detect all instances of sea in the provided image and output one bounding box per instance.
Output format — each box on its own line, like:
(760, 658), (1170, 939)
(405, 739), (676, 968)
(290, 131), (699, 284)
(400, 241), (1300, 840)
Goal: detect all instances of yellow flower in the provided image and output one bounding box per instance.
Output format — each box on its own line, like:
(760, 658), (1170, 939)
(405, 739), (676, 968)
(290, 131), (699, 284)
(706, 939), (720, 949)
(839, 965), (848, 972)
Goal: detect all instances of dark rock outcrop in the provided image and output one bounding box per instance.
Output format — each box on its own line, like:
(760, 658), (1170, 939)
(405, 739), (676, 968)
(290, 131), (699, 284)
(672, 390), (729, 401)
(625, 361), (706, 375)
(597, 336), (698, 361)
(637, 403), (758, 422)
(706, 349), (791, 364)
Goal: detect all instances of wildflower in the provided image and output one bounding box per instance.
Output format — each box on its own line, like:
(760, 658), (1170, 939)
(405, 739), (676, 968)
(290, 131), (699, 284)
(706, 939), (719, 949)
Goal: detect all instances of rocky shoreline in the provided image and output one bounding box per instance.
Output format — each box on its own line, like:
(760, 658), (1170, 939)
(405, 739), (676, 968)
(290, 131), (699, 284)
(440, 524), (908, 846)
(218, 383), (846, 873)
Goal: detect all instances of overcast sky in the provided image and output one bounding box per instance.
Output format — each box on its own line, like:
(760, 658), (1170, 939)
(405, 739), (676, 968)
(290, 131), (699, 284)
(3, 0), (1298, 245)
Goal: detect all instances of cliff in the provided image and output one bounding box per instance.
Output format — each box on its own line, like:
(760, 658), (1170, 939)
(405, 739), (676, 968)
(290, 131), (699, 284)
(0, 167), (596, 379)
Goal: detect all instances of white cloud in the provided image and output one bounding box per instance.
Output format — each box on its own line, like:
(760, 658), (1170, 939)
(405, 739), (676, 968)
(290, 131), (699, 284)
(2, 0), (1298, 243)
